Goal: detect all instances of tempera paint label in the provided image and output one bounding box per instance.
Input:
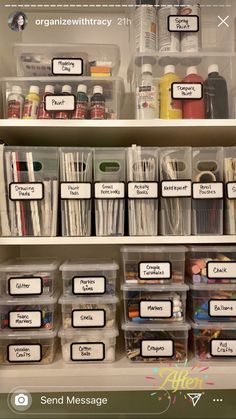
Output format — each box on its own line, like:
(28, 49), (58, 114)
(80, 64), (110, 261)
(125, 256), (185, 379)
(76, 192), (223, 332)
(72, 277), (106, 295)
(10, 183), (44, 201)
(227, 182), (236, 199)
(9, 277), (43, 296)
(209, 300), (236, 317)
(207, 262), (236, 279)
(139, 262), (171, 280)
(210, 340), (236, 357)
(70, 342), (105, 361)
(172, 83), (203, 100)
(45, 95), (75, 111)
(52, 58), (83, 75)
(161, 180), (192, 197)
(72, 309), (106, 328)
(141, 340), (174, 357)
(192, 183), (223, 199)
(95, 182), (125, 199)
(60, 182), (91, 199)
(9, 311), (42, 328)
(7, 344), (42, 362)
(168, 15), (199, 32)
(140, 301), (172, 318)
(128, 182), (158, 199)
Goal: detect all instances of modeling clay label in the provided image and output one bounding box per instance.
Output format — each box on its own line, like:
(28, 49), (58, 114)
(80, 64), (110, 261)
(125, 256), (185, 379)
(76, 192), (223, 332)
(141, 340), (174, 357)
(60, 182), (91, 199)
(211, 340), (236, 357)
(207, 262), (236, 279)
(140, 301), (172, 318)
(128, 182), (158, 199)
(192, 182), (223, 199)
(227, 182), (236, 199)
(172, 83), (203, 99)
(52, 58), (83, 75)
(9, 311), (42, 328)
(168, 15), (199, 32)
(8, 344), (42, 362)
(72, 309), (106, 328)
(95, 183), (125, 199)
(71, 342), (105, 361)
(45, 95), (75, 111)
(139, 262), (171, 280)
(9, 277), (43, 296)
(161, 180), (192, 197)
(209, 300), (236, 317)
(10, 183), (44, 201)
(73, 277), (106, 295)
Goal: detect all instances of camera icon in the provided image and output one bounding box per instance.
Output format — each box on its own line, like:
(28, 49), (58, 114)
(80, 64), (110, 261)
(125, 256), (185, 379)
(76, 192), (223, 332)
(14, 393), (29, 406)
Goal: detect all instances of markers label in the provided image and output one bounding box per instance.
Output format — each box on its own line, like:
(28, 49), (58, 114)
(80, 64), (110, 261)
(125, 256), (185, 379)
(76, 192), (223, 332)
(128, 182), (158, 199)
(60, 182), (91, 200)
(72, 309), (106, 328)
(52, 58), (83, 75)
(139, 262), (171, 280)
(207, 262), (236, 279)
(227, 182), (236, 199)
(7, 344), (42, 362)
(45, 95), (75, 111)
(95, 182), (125, 199)
(161, 180), (192, 197)
(9, 277), (43, 296)
(70, 342), (105, 361)
(168, 15), (199, 32)
(192, 182), (223, 199)
(140, 301), (172, 318)
(210, 340), (236, 357)
(172, 83), (203, 100)
(72, 276), (106, 295)
(209, 299), (236, 317)
(9, 311), (42, 329)
(141, 340), (174, 358)
(10, 182), (44, 201)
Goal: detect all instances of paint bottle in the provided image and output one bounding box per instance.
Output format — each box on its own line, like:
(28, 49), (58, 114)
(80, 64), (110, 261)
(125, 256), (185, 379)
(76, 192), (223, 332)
(182, 66), (205, 119)
(7, 85), (24, 119)
(72, 84), (88, 120)
(180, 0), (201, 52)
(158, 0), (180, 52)
(136, 63), (159, 119)
(135, 0), (157, 53)
(38, 84), (54, 119)
(160, 65), (182, 119)
(91, 86), (105, 120)
(204, 64), (229, 119)
(55, 85), (72, 120)
(22, 85), (40, 119)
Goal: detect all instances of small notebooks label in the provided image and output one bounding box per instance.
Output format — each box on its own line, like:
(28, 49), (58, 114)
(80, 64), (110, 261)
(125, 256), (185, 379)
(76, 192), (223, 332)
(161, 180), (192, 197)
(45, 95), (76, 111)
(10, 182), (44, 201)
(209, 300), (236, 317)
(7, 344), (42, 362)
(207, 262), (236, 279)
(72, 309), (106, 328)
(140, 301), (172, 318)
(227, 182), (236, 199)
(141, 340), (174, 357)
(52, 58), (83, 75)
(139, 262), (171, 280)
(9, 311), (42, 328)
(171, 83), (203, 100)
(9, 277), (43, 296)
(210, 340), (236, 357)
(128, 182), (158, 199)
(60, 182), (91, 199)
(95, 182), (125, 199)
(70, 342), (105, 361)
(73, 277), (106, 295)
(168, 15), (199, 32)
(192, 182), (223, 199)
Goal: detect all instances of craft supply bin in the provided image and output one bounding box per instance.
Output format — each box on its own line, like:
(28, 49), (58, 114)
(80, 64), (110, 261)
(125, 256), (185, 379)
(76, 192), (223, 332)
(59, 327), (118, 363)
(122, 284), (188, 323)
(188, 283), (236, 322)
(0, 328), (58, 365)
(0, 258), (59, 297)
(159, 147), (192, 236)
(60, 260), (119, 297)
(127, 146), (158, 236)
(94, 148), (126, 236)
(122, 322), (190, 363)
(59, 295), (118, 329)
(60, 148), (93, 237)
(224, 147), (236, 234)
(191, 321), (236, 361)
(121, 246), (186, 284)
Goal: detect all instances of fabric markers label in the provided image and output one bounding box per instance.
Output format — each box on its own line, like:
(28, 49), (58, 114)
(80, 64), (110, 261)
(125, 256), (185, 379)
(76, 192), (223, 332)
(70, 342), (105, 361)
(10, 182), (44, 201)
(72, 309), (106, 328)
(72, 276), (106, 295)
(9, 311), (42, 328)
(128, 182), (158, 199)
(207, 262), (236, 279)
(168, 15), (199, 32)
(140, 301), (172, 318)
(60, 182), (91, 199)
(95, 182), (125, 199)
(161, 180), (192, 197)
(209, 300), (236, 317)
(227, 182), (236, 199)
(52, 58), (83, 75)
(210, 340), (236, 357)
(139, 262), (171, 280)
(141, 340), (174, 358)
(45, 95), (76, 111)
(9, 277), (43, 296)
(171, 83), (203, 100)
(7, 344), (42, 362)
(192, 182), (223, 199)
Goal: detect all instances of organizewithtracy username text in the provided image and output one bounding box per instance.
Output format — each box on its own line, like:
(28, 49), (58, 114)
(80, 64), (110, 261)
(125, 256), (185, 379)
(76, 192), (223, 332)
(40, 395), (108, 407)
(34, 17), (130, 27)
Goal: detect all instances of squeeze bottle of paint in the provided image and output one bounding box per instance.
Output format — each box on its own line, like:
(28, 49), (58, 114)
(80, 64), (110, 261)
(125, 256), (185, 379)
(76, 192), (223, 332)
(22, 85), (40, 119)
(91, 86), (105, 120)
(180, 0), (201, 52)
(72, 84), (88, 120)
(204, 64), (229, 119)
(158, 0), (180, 52)
(182, 66), (205, 119)
(55, 84), (72, 120)
(38, 84), (54, 119)
(160, 65), (182, 119)
(135, 0), (157, 53)
(7, 85), (24, 119)
(136, 63), (159, 119)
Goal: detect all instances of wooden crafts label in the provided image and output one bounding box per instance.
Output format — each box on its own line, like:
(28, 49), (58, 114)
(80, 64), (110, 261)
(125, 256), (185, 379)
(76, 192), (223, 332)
(8, 344), (42, 362)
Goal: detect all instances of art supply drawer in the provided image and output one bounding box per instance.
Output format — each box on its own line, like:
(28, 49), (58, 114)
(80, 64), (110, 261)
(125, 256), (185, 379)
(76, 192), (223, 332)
(60, 260), (119, 297)
(0, 328), (58, 365)
(122, 322), (190, 363)
(59, 327), (118, 363)
(121, 246), (186, 284)
(59, 295), (118, 329)
(122, 284), (188, 323)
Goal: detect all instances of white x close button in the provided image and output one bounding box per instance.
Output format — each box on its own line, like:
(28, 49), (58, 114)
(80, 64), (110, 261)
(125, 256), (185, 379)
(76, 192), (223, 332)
(218, 16), (230, 28)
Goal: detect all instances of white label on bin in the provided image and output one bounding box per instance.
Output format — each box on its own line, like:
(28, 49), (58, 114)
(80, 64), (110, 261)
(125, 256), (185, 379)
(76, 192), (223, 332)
(172, 83), (203, 100)
(192, 183), (223, 199)
(9, 311), (42, 328)
(10, 183), (44, 201)
(140, 301), (172, 318)
(227, 182), (236, 199)
(73, 277), (106, 295)
(8, 344), (42, 362)
(161, 180), (192, 197)
(211, 340), (236, 357)
(128, 182), (158, 199)
(52, 58), (83, 75)
(9, 277), (42, 296)
(207, 262), (236, 279)
(95, 183), (125, 199)
(60, 182), (91, 199)
(45, 95), (75, 111)
(209, 300), (236, 317)
(141, 340), (174, 357)
(72, 309), (105, 328)
(71, 342), (105, 361)
(139, 262), (171, 280)
(168, 15), (199, 32)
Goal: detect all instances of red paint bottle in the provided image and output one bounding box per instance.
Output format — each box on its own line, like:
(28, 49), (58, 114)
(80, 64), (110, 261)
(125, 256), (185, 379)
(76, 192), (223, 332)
(182, 66), (205, 119)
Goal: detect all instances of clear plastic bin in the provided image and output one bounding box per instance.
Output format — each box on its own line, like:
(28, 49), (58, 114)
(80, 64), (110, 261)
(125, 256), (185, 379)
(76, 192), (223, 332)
(59, 327), (118, 363)
(224, 147), (236, 234)
(121, 246), (186, 284)
(186, 246), (236, 284)
(192, 147), (224, 235)
(191, 321), (236, 361)
(0, 258), (59, 297)
(0, 146), (59, 237)
(0, 328), (58, 365)
(122, 284), (188, 323)
(188, 283), (236, 322)
(60, 148), (93, 237)
(159, 147), (192, 236)
(127, 146), (158, 236)
(122, 322), (190, 363)
(59, 295), (119, 329)
(60, 260), (119, 297)
(94, 148), (126, 236)
(0, 292), (59, 331)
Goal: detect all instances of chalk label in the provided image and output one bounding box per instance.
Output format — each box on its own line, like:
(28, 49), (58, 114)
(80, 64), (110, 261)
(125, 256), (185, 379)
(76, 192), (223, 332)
(70, 342), (105, 361)
(52, 58), (83, 76)
(95, 182), (125, 199)
(227, 182), (236, 199)
(45, 94), (76, 111)
(207, 261), (236, 279)
(168, 15), (199, 32)
(10, 182), (44, 201)
(72, 309), (106, 328)
(141, 340), (174, 358)
(72, 276), (106, 295)
(210, 340), (236, 357)
(8, 277), (43, 296)
(161, 180), (192, 197)
(139, 262), (171, 280)
(139, 301), (172, 318)
(192, 182), (223, 199)
(171, 83), (203, 100)
(209, 299), (236, 317)
(60, 182), (91, 200)
(7, 344), (42, 363)
(9, 310), (42, 329)
(128, 182), (158, 199)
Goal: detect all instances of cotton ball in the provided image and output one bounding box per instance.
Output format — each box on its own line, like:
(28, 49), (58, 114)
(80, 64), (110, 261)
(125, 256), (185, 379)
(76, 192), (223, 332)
(106, 346), (115, 362)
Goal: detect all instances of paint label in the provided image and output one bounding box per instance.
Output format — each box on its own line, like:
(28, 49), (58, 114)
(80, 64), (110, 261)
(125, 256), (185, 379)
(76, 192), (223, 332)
(171, 83), (203, 100)
(72, 309), (106, 328)
(60, 182), (91, 199)
(161, 180), (192, 197)
(72, 277), (106, 295)
(70, 342), (105, 361)
(141, 340), (174, 357)
(10, 182), (44, 201)
(227, 182), (236, 199)
(140, 301), (172, 318)
(128, 182), (158, 199)
(45, 95), (75, 111)
(95, 182), (125, 199)
(211, 340), (236, 357)
(209, 300), (236, 317)
(192, 182), (223, 199)
(139, 262), (171, 280)
(7, 344), (42, 362)
(168, 15), (199, 32)
(9, 277), (43, 296)
(207, 262), (236, 279)
(52, 58), (83, 75)
(9, 311), (42, 328)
